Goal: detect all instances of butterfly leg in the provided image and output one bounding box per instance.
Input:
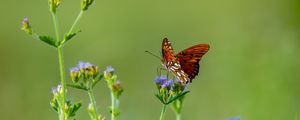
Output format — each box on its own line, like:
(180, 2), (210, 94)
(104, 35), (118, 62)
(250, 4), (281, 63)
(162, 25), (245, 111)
(157, 67), (167, 76)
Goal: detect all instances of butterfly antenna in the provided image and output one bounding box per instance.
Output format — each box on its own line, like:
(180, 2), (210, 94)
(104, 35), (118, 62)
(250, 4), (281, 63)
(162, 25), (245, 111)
(145, 50), (161, 60)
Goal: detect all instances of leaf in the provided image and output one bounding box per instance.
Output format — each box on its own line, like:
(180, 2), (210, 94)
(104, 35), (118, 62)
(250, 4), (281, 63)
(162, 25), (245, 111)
(38, 35), (57, 48)
(155, 94), (166, 104)
(67, 83), (88, 91)
(50, 98), (59, 112)
(69, 102), (82, 117)
(166, 91), (190, 105)
(64, 30), (81, 44)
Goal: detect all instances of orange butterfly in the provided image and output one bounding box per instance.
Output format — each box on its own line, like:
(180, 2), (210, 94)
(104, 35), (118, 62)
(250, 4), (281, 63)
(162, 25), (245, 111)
(161, 38), (210, 83)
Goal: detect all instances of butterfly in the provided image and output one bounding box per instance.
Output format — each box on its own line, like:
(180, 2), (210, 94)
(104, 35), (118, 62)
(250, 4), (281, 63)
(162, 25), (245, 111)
(161, 38), (210, 83)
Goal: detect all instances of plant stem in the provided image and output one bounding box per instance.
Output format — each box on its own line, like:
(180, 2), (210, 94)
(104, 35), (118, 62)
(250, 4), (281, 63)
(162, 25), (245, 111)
(57, 46), (66, 120)
(51, 13), (60, 43)
(159, 105), (167, 120)
(111, 91), (116, 120)
(176, 113), (181, 120)
(61, 10), (84, 45)
(51, 12), (66, 120)
(68, 10), (83, 35)
(88, 88), (98, 119)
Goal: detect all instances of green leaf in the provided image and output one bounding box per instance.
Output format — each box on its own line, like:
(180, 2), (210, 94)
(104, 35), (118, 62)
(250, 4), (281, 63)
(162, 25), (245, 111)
(155, 94), (167, 104)
(67, 83), (88, 91)
(166, 91), (190, 105)
(50, 98), (59, 112)
(64, 30), (81, 44)
(38, 35), (57, 47)
(69, 102), (82, 117)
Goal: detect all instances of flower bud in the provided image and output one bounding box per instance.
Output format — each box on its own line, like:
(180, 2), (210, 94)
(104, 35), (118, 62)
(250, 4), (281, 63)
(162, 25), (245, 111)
(70, 67), (81, 83)
(21, 17), (33, 35)
(49, 0), (60, 13)
(112, 80), (124, 99)
(173, 79), (187, 93)
(104, 66), (114, 79)
(97, 115), (105, 120)
(81, 0), (94, 11)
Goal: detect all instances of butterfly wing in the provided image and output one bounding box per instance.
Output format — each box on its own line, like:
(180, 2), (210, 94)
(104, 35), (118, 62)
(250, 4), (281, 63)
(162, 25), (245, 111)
(162, 38), (176, 62)
(162, 38), (190, 83)
(176, 44), (210, 82)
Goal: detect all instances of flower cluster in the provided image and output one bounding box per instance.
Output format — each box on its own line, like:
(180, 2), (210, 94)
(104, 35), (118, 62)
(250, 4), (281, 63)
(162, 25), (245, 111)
(155, 76), (189, 105)
(68, 61), (105, 120)
(104, 66), (124, 98)
(70, 61), (100, 87)
(50, 84), (81, 119)
(104, 66), (124, 119)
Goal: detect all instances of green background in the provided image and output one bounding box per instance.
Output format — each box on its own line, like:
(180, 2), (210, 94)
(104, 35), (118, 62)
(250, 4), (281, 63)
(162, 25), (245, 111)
(1, 0), (299, 120)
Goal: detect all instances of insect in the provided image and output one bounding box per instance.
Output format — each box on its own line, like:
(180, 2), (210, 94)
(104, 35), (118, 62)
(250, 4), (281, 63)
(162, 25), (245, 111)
(161, 38), (210, 83)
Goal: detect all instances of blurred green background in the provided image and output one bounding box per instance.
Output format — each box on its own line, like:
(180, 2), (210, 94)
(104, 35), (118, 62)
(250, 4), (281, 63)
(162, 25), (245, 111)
(1, 0), (299, 120)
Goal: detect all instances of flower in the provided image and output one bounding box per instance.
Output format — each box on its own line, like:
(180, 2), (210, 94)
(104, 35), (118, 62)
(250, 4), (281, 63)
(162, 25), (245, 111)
(155, 76), (167, 85)
(70, 67), (80, 83)
(51, 84), (62, 95)
(162, 80), (174, 88)
(51, 87), (58, 94)
(104, 66), (115, 79)
(228, 117), (240, 120)
(76, 61), (99, 79)
(104, 66), (114, 74)
(112, 80), (124, 98)
(78, 61), (93, 69)
(21, 17), (32, 35)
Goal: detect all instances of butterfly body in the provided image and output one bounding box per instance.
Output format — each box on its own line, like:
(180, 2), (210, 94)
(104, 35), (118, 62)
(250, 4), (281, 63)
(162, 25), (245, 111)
(161, 38), (209, 83)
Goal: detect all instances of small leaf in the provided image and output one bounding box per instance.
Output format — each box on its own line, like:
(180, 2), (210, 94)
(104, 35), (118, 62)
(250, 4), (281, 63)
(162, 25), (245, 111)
(166, 91), (190, 104)
(166, 91), (189, 105)
(64, 30), (81, 44)
(38, 35), (57, 47)
(69, 102), (82, 117)
(67, 83), (88, 91)
(155, 94), (166, 104)
(50, 98), (59, 112)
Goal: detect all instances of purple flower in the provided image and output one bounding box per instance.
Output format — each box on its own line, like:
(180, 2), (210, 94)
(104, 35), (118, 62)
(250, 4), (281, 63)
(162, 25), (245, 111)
(155, 76), (167, 85)
(104, 66), (114, 74)
(51, 84), (62, 94)
(78, 61), (93, 69)
(162, 80), (174, 88)
(104, 66), (115, 79)
(70, 67), (80, 73)
(51, 87), (58, 94)
(228, 117), (240, 120)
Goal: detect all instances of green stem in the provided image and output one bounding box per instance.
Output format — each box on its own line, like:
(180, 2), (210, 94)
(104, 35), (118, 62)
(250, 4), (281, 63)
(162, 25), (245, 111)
(159, 105), (167, 120)
(51, 11), (67, 120)
(111, 91), (116, 120)
(176, 113), (181, 120)
(58, 46), (66, 120)
(51, 13), (60, 43)
(61, 10), (84, 45)
(68, 10), (83, 35)
(88, 88), (98, 119)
